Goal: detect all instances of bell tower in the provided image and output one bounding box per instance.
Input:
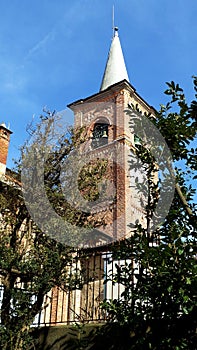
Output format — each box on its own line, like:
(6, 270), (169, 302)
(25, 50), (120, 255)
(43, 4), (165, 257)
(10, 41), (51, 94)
(68, 28), (155, 245)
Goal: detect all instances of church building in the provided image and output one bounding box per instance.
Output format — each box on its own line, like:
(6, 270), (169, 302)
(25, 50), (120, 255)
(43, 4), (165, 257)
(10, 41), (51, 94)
(68, 27), (156, 246)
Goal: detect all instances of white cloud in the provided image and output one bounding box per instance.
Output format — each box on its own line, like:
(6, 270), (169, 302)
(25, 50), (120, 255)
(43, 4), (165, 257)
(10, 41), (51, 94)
(25, 29), (56, 61)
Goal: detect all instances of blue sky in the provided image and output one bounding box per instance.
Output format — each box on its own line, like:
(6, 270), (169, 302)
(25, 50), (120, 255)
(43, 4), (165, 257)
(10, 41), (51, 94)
(0, 0), (196, 169)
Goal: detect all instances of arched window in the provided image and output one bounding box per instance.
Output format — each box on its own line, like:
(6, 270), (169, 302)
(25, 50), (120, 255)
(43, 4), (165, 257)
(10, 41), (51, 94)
(92, 123), (108, 149)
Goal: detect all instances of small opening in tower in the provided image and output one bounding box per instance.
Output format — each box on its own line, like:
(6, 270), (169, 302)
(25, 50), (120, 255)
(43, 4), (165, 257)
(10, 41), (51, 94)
(0, 129), (8, 138)
(91, 123), (108, 149)
(134, 134), (142, 147)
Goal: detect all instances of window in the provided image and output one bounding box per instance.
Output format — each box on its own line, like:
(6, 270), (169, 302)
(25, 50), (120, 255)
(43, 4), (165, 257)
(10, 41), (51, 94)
(134, 134), (142, 147)
(92, 123), (108, 149)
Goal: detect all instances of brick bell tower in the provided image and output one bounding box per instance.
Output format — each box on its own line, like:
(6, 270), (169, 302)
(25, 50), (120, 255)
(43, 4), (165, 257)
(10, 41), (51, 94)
(68, 27), (155, 245)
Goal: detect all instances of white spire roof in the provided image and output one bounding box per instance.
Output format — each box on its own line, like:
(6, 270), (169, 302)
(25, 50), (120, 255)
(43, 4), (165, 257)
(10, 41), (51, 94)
(100, 27), (129, 91)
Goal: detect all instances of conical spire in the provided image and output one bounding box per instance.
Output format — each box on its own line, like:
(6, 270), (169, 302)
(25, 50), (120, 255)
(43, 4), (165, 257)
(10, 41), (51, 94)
(100, 27), (129, 91)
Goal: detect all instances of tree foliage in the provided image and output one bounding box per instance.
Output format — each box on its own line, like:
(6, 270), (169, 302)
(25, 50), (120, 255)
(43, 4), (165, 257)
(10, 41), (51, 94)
(0, 113), (89, 350)
(101, 77), (197, 349)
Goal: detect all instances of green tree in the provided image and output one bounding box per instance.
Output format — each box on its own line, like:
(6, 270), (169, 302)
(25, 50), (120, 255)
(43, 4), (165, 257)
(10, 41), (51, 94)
(0, 112), (91, 350)
(101, 77), (197, 349)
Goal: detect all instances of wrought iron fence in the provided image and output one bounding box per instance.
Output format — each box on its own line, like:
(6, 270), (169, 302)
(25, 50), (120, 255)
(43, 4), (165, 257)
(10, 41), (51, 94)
(32, 248), (134, 326)
(0, 247), (137, 326)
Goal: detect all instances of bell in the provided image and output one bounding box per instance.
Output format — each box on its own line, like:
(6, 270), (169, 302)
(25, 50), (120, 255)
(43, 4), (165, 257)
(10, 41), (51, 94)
(102, 130), (108, 138)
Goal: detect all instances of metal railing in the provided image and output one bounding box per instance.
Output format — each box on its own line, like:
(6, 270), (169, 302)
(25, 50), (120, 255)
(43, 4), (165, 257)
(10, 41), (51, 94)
(32, 249), (131, 326)
(0, 247), (136, 326)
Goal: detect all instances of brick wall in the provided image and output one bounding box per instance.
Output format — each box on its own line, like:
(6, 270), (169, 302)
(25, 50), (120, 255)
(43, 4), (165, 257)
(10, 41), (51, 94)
(0, 126), (12, 174)
(70, 83), (155, 243)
